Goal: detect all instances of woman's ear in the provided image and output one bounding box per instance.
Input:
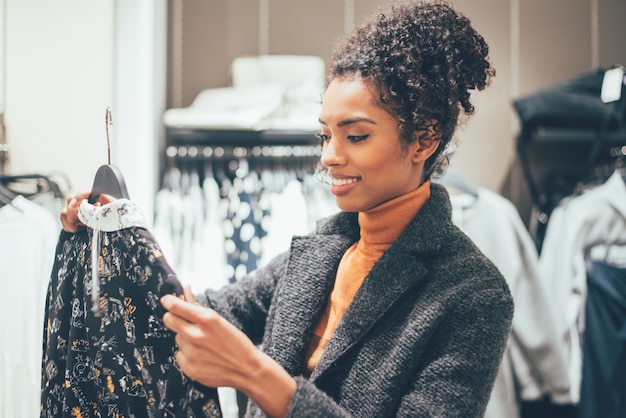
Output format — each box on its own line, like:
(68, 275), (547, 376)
(411, 121), (441, 163)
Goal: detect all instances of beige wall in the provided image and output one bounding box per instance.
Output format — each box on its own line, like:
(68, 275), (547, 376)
(166, 0), (626, 223)
(3, 1), (167, 221)
(3, 0), (115, 191)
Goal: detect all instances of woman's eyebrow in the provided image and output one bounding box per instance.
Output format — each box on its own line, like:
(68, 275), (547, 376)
(318, 116), (377, 127)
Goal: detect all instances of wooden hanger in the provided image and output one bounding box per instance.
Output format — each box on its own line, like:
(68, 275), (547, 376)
(88, 107), (130, 204)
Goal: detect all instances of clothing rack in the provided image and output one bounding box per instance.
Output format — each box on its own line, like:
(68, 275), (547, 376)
(162, 127), (322, 187)
(165, 143), (322, 161)
(155, 126), (337, 291)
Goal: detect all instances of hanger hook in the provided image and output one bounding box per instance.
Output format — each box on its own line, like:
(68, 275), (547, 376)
(105, 107), (113, 164)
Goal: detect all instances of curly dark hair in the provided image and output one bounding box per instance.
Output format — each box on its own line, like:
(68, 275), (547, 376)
(328, 0), (495, 178)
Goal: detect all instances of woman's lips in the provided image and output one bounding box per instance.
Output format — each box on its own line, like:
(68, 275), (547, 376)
(329, 176), (361, 196)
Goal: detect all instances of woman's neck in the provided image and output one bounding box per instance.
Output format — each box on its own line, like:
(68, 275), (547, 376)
(358, 180), (431, 246)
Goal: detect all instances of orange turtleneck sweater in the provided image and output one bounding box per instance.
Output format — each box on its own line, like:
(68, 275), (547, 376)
(304, 180), (431, 376)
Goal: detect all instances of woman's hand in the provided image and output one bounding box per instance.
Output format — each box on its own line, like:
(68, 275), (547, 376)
(59, 192), (116, 232)
(60, 192), (90, 232)
(161, 293), (296, 418)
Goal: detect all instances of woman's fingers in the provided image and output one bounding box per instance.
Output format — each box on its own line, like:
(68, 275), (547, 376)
(161, 294), (260, 388)
(59, 191), (120, 232)
(60, 192), (89, 232)
(161, 295), (220, 344)
(161, 294), (213, 324)
(183, 285), (196, 304)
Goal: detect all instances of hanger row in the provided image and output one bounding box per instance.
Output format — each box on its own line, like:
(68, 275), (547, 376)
(608, 145), (626, 158)
(165, 144), (322, 160)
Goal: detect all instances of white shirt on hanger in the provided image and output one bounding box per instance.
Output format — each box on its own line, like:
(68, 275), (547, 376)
(0, 196), (58, 418)
(450, 187), (571, 417)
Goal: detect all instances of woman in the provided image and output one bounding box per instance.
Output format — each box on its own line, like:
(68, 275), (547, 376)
(61, 1), (513, 417)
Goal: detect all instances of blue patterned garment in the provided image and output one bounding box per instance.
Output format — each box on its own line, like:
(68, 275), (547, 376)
(40, 199), (221, 418)
(220, 175), (267, 284)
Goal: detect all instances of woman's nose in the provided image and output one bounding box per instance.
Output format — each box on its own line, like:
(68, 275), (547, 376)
(320, 137), (344, 167)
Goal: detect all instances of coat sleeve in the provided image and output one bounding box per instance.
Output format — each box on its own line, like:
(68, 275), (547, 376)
(195, 251), (289, 345)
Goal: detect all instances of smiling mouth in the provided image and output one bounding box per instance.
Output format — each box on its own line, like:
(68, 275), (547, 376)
(331, 177), (360, 185)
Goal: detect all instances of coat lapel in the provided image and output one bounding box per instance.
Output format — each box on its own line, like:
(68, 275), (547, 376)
(268, 184), (451, 380)
(310, 185), (450, 381)
(310, 240), (428, 380)
(267, 213), (358, 375)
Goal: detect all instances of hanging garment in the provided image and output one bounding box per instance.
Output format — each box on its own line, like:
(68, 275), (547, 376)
(301, 174), (339, 233)
(449, 187), (571, 418)
(579, 260), (626, 418)
(199, 175), (228, 291)
(152, 186), (185, 272)
(0, 196), (58, 418)
(221, 174), (266, 283)
(259, 178), (310, 267)
(40, 198), (221, 418)
(538, 170), (626, 403)
(178, 170), (207, 290)
(513, 67), (626, 132)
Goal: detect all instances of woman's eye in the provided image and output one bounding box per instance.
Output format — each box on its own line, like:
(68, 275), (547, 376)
(347, 135), (369, 142)
(315, 132), (330, 142)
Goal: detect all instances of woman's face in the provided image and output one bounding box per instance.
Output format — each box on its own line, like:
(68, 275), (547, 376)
(318, 76), (429, 212)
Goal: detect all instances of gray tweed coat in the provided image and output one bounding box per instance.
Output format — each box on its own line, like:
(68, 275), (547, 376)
(198, 183), (514, 417)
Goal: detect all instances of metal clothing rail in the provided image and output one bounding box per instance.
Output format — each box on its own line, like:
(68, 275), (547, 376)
(165, 127), (320, 148)
(165, 144), (322, 161)
(162, 127), (323, 183)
